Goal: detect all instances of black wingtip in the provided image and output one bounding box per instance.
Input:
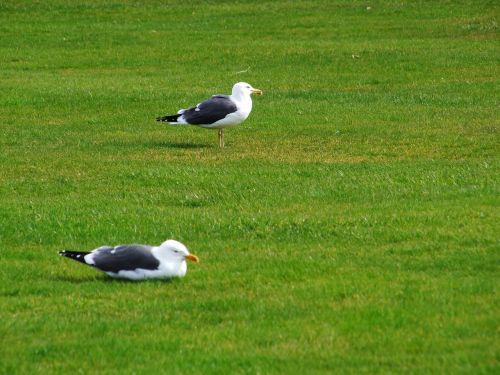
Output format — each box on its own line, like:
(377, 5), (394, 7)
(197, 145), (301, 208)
(156, 114), (181, 123)
(156, 115), (170, 122)
(59, 250), (89, 264)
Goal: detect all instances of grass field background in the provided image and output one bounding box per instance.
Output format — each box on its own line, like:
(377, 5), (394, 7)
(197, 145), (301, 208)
(0, 0), (498, 373)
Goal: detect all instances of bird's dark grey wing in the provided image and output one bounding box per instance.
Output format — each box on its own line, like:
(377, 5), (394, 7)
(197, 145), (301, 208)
(93, 245), (114, 252)
(91, 244), (160, 273)
(182, 96), (237, 125)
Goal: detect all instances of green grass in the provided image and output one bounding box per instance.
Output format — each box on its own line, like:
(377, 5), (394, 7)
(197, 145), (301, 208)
(0, 0), (499, 373)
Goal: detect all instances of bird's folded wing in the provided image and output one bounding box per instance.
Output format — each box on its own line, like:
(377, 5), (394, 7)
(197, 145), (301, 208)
(91, 244), (160, 272)
(182, 96), (238, 125)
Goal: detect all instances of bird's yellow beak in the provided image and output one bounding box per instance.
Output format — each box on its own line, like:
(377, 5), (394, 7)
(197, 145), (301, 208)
(251, 88), (263, 96)
(185, 254), (199, 263)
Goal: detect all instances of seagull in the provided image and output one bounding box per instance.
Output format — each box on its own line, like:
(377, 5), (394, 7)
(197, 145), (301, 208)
(156, 82), (262, 148)
(59, 239), (199, 281)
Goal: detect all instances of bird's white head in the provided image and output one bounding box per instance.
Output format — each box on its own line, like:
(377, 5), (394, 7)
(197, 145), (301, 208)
(159, 239), (199, 263)
(232, 82), (263, 99)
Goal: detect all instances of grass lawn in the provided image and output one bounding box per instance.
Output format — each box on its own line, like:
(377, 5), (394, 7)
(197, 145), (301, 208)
(0, 0), (498, 373)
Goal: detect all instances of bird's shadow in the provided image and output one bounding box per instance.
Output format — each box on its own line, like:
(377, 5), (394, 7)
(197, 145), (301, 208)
(148, 141), (211, 149)
(53, 274), (107, 284)
(53, 274), (175, 285)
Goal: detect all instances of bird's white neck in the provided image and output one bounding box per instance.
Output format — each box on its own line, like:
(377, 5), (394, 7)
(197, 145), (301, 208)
(152, 246), (187, 277)
(163, 260), (187, 277)
(230, 93), (253, 114)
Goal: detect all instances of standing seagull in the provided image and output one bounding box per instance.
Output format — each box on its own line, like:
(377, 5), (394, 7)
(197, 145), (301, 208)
(59, 239), (199, 281)
(156, 82), (262, 148)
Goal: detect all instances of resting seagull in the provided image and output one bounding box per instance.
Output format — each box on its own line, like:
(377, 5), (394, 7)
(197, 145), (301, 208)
(59, 239), (199, 281)
(156, 82), (262, 148)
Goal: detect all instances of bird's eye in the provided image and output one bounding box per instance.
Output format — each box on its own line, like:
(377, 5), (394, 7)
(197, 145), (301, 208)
(247, 86), (250, 88)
